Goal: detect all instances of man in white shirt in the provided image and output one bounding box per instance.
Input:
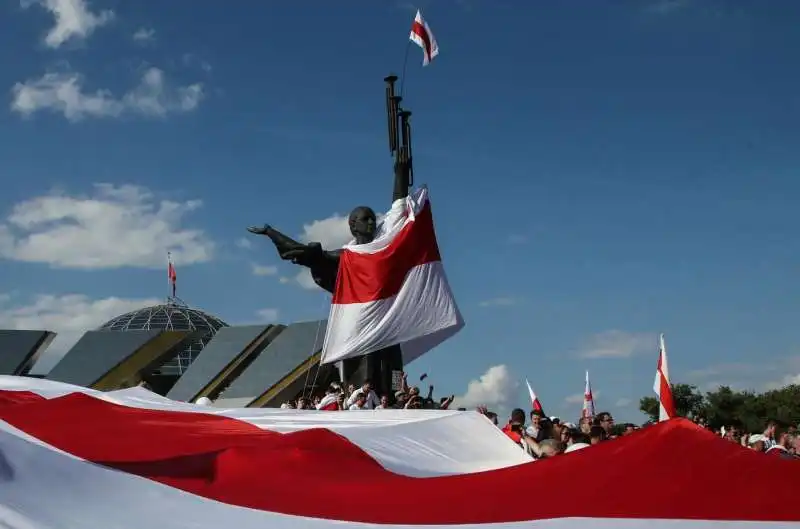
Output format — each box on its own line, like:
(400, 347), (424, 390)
(346, 380), (380, 410)
(349, 393), (367, 410)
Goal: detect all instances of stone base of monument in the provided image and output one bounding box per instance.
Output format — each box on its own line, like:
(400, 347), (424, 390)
(342, 346), (404, 400)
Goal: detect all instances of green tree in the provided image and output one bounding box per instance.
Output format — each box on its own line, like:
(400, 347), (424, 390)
(639, 383), (800, 432)
(639, 383), (705, 423)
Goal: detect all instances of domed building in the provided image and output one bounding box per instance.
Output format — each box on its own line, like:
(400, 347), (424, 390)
(98, 300), (228, 376)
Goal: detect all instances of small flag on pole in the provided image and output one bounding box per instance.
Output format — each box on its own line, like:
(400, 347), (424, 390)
(525, 379), (544, 414)
(409, 10), (439, 66)
(582, 371), (595, 420)
(167, 252), (177, 298)
(653, 333), (676, 422)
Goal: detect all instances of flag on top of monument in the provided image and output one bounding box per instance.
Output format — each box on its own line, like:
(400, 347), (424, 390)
(654, 332), (676, 422)
(2, 376), (799, 529)
(409, 10), (439, 66)
(167, 252), (177, 297)
(582, 370), (595, 419)
(320, 186), (463, 365)
(525, 378), (544, 413)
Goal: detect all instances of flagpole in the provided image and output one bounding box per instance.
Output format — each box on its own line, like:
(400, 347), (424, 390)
(399, 40), (412, 98)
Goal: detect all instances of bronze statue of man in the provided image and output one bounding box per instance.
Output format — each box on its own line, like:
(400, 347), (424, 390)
(247, 161), (409, 292)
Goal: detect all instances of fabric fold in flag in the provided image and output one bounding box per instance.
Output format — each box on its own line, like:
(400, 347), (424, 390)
(409, 10), (439, 66)
(321, 186), (463, 365)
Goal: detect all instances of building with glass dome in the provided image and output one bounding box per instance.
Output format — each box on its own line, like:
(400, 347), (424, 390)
(98, 299), (228, 376)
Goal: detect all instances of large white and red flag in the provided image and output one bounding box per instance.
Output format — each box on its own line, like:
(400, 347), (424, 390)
(321, 186), (463, 365)
(409, 10), (439, 66)
(654, 332), (676, 422)
(582, 370), (595, 419)
(1, 377), (798, 529)
(525, 378), (544, 413)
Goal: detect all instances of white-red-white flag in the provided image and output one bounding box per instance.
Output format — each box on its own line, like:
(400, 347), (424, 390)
(525, 379), (544, 413)
(321, 187), (463, 365)
(653, 333), (676, 422)
(582, 370), (595, 420)
(409, 10), (439, 66)
(167, 252), (177, 297)
(1, 376), (798, 529)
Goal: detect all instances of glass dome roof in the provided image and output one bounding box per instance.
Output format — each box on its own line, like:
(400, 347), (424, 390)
(98, 301), (228, 375)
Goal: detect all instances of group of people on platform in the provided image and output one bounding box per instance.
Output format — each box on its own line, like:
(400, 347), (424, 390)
(280, 373), (455, 411)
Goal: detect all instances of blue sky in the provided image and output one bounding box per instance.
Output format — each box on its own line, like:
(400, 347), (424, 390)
(0, 0), (798, 422)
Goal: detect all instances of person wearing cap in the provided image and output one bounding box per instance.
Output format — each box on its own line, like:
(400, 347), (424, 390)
(392, 390), (407, 409)
(747, 434), (766, 452)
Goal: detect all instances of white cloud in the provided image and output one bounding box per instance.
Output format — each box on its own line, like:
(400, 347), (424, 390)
(577, 330), (655, 359)
(283, 214), (351, 290)
(765, 373), (800, 391)
(11, 67), (203, 121)
(255, 308), (279, 322)
(251, 263), (277, 277)
(132, 27), (155, 43)
(299, 214), (352, 249)
(564, 391), (601, 405)
(22, 0), (114, 48)
(0, 292), (160, 373)
(615, 398), (632, 408)
(452, 365), (518, 410)
(0, 183), (214, 269)
(478, 297), (517, 308)
(235, 237), (252, 250)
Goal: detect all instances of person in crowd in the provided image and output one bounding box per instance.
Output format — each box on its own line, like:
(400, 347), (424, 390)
(761, 420), (777, 450)
(485, 411), (499, 426)
(766, 430), (798, 459)
(578, 416), (592, 435)
(747, 434), (766, 452)
(317, 383), (342, 410)
(346, 380), (380, 409)
(589, 425), (607, 445)
(375, 395), (390, 409)
(392, 390), (408, 409)
(349, 392), (368, 410)
(526, 410), (549, 441)
(622, 423), (637, 436)
(503, 408), (527, 444)
(593, 412), (615, 438)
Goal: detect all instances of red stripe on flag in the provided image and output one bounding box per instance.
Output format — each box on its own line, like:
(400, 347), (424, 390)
(1, 391), (798, 524)
(411, 20), (433, 62)
(332, 201), (441, 304)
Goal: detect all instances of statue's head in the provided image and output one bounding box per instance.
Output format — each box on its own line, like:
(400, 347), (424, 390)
(348, 206), (377, 244)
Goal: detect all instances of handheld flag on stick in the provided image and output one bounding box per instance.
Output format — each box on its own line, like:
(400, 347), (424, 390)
(582, 371), (595, 420)
(525, 379), (544, 414)
(409, 10), (439, 66)
(653, 333), (676, 421)
(167, 252), (177, 298)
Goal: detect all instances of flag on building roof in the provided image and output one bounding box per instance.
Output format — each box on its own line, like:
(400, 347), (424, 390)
(167, 252), (177, 297)
(582, 370), (595, 419)
(654, 332), (676, 422)
(321, 187), (463, 365)
(409, 10), (439, 66)
(1, 376), (799, 529)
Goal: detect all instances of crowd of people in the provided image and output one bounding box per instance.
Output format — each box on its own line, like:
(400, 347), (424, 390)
(497, 407), (800, 460)
(276, 376), (800, 461)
